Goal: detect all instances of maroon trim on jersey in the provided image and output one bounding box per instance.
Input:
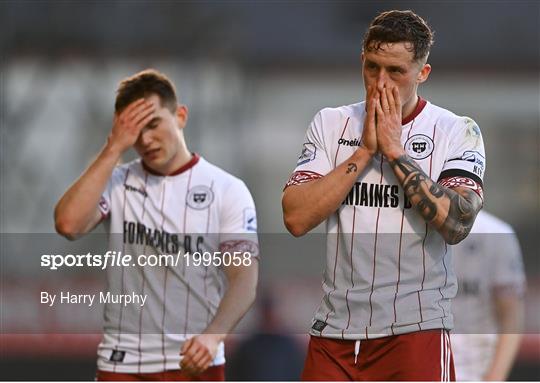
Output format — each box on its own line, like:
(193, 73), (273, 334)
(183, 168), (194, 233)
(391, 118), (418, 335)
(343, 207), (356, 338)
(417, 124), (436, 330)
(322, 117), (350, 334)
(204, 181), (214, 326)
(334, 117), (350, 166)
(436, 243), (449, 328)
(142, 153), (200, 176)
(284, 170), (323, 189)
(323, 215), (340, 335)
(113, 168), (131, 373)
(391, 210), (406, 335)
(402, 97), (427, 126)
(439, 176), (484, 200)
(182, 168), (194, 338)
(368, 159), (384, 333)
(137, 173), (150, 373)
(159, 181), (169, 371)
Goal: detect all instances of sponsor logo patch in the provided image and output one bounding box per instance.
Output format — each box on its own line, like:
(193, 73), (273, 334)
(109, 350), (126, 362)
(124, 183), (148, 198)
(311, 320), (327, 333)
(461, 150), (485, 177)
(404, 134), (434, 160)
(297, 142), (316, 165)
(243, 207), (257, 232)
(338, 137), (362, 146)
(187, 185), (214, 210)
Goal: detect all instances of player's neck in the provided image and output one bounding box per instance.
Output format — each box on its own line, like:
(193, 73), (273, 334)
(143, 145), (195, 176)
(401, 94), (426, 125)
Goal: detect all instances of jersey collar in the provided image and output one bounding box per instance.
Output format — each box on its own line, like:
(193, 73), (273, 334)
(402, 96), (427, 125)
(142, 153), (200, 177)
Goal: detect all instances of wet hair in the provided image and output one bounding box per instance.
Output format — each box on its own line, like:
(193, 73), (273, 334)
(363, 10), (434, 62)
(115, 69), (177, 113)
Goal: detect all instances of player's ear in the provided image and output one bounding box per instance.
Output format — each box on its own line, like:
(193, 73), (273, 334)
(417, 63), (431, 84)
(176, 105), (188, 128)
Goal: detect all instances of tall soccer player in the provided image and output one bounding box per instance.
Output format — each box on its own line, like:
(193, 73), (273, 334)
(451, 210), (525, 381)
(55, 69), (259, 381)
(282, 10), (485, 381)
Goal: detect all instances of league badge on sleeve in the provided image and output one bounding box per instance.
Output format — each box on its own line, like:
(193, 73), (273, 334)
(243, 207), (257, 232)
(405, 134), (434, 160)
(297, 142), (316, 165)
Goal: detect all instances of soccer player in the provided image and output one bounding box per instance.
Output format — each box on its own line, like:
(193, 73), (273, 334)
(54, 69), (259, 381)
(282, 10), (485, 381)
(451, 210), (525, 381)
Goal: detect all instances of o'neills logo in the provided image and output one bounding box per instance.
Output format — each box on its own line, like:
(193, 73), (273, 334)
(338, 138), (362, 146)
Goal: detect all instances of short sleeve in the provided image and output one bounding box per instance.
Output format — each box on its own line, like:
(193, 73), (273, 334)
(98, 167), (124, 221)
(492, 231), (526, 297)
(219, 179), (259, 256)
(285, 110), (333, 188)
(438, 117), (486, 199)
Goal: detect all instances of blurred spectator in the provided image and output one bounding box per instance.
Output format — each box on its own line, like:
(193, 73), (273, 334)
(451, 210), (526, 381)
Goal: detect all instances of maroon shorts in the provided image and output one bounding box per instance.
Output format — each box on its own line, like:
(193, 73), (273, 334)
(96, 365), (225, 381)
(302, 329), (455, 381)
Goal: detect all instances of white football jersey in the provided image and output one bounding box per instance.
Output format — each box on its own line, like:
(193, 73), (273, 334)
(286, 98), (486, 340)
(451, 211), (525, 381)
(96, 154), (258, 373)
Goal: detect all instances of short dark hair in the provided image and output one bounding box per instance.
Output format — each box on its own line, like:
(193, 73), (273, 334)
(115, 69), (178, 114)
(363, 10), (434, 62)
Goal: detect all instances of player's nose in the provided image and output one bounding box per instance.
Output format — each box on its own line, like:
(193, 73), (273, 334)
(376, 71), (388, 91)
(139, 129), (153, 146)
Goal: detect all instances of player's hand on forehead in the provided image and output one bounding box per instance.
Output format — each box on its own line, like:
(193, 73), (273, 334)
(109, 98), (156, 154)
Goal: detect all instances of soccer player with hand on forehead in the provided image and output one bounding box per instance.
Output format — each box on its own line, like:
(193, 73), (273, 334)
(283, 10), (485, 381)
(55, 69), (259, 381)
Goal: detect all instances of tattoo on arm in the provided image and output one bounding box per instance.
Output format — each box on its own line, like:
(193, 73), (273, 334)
(346, 163), (358, 174)
(389, 155), (482, 244)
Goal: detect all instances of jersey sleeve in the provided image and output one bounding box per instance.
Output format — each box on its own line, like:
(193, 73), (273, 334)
(219, 179), (259, 257)
(98, 167), (124, 221)
(437, 117), (486, 200)
(491, 231), (526, 297)
(284, 110), (333, 189)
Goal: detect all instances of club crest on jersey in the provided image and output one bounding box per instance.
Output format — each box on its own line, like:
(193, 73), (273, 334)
(404, 134), (434, 160)
(297, 142), (316, 165)
(187, 185), (214, 210)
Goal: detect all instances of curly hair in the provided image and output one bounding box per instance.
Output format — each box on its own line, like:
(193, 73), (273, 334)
(115, 69), (178, 114)
(363, 10), (434, 62)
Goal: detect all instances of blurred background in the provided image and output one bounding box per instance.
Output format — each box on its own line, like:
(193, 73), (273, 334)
(1, 0), (538, 380)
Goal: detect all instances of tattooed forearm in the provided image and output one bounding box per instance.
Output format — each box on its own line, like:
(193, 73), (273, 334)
(441, 188), (480, 244)
(389, 155), (482, 244)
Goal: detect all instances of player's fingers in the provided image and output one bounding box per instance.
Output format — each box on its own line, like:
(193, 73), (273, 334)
(180, 338), (195, 355)
(120, 98), (146, 119)
(133, 107), (156, 132)
(367, 93), (377, 125)
(380, 86), (390, 114)
(375, 97), (384, 123)
(386, 87), (396, 115)
(392, 87), (401, 113)
(129, 101), (155, 124)
(190, 346), (210, 367)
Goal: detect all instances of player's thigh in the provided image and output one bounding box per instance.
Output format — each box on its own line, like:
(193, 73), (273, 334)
(301, 336), (356, 381)
(362, 329), (455, 381)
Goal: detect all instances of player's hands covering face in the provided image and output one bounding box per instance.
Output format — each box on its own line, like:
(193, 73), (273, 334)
(374, 86), (403, 159)
(108, 98), (155, 154)
(180, 333), (221, 376)
(360, 85), (378, 156)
